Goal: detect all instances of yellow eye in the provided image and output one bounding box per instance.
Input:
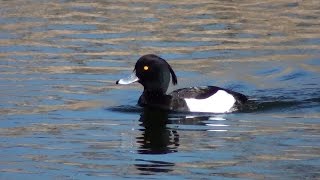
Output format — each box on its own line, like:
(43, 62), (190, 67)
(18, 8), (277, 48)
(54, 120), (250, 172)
(143, 66), (149, 71)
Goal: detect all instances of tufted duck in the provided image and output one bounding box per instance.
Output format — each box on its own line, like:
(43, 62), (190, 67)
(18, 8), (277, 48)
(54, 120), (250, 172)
(116, 54), (247, 113)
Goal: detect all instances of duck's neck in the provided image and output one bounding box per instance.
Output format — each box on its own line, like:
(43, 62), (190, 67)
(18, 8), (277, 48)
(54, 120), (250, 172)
(143, 89), (166, 96)
(138, 90), (170, 108)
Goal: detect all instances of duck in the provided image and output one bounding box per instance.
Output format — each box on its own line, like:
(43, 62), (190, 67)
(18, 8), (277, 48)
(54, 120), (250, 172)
(116, 54), (248, 113)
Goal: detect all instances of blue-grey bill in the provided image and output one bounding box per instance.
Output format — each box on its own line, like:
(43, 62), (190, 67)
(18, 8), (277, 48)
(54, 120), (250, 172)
(116, 73), (139, 85)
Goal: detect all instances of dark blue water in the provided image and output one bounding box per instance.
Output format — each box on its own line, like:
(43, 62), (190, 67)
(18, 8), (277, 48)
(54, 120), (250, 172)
(1, 1), (320, 179)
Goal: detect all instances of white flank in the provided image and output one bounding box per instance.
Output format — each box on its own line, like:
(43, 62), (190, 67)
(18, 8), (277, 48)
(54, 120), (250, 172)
(184, 90), (236, 113)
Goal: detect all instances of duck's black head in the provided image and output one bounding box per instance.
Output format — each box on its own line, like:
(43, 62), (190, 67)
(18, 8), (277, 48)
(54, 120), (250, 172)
(116, 54), (177, 94)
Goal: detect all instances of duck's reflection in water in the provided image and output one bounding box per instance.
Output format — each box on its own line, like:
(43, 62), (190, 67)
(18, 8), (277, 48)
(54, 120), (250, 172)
(134, 159), (175, 174)
(134, 108), (228, 174)
(136, 108), (179, 154)
(135, 108), (177, 173)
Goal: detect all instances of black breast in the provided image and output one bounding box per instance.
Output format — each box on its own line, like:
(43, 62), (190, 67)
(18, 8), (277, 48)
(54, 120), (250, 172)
(138, 91), (189, 111)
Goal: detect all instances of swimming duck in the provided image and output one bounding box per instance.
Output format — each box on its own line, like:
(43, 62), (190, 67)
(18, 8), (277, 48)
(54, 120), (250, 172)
(116, 54), (247, 113)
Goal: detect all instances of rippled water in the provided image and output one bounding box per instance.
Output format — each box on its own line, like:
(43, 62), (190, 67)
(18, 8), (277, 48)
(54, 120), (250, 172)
(1, 0), (320, 179)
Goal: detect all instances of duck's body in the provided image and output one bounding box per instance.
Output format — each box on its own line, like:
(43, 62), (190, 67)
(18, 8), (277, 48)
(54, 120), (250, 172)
(116, 54), (247, 113)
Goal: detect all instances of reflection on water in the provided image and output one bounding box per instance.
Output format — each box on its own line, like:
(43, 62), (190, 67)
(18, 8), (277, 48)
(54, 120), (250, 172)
(135, 108), (178, 174)
(135, 108), (232, 175)
(137, 108), (179, 155)
(1, 0), (320, 179)
(135, 159), (175, 174)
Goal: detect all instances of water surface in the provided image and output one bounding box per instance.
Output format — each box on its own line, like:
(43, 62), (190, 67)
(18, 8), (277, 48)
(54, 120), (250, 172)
(1, 0), (320, 179)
